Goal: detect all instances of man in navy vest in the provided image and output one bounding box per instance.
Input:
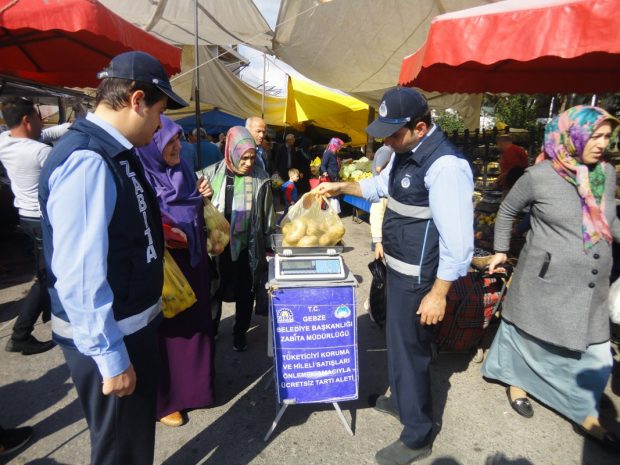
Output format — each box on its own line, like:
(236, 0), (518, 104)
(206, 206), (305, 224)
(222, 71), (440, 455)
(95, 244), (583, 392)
(39, 51), (188, 465)
(314, 87), (473, 465)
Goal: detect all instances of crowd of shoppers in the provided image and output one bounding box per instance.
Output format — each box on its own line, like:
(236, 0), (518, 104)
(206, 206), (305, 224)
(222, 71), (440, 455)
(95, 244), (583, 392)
(1, 48), (619, 465)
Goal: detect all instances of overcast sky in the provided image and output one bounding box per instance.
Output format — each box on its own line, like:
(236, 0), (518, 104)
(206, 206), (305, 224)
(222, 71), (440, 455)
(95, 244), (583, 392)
(254, 0), (279, 28)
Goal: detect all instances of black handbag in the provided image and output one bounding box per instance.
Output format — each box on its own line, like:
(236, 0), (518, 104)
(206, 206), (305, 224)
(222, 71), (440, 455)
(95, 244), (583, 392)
(367, 259), (387, 327)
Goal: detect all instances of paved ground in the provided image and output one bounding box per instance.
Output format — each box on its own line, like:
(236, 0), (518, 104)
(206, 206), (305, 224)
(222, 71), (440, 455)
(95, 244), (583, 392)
(1, 210), (619, 465)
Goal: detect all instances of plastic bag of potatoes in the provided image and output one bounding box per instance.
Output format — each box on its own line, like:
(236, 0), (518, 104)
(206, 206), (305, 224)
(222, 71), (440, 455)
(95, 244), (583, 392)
(203, 199), (230, 256)
(280, 193), (345, 247)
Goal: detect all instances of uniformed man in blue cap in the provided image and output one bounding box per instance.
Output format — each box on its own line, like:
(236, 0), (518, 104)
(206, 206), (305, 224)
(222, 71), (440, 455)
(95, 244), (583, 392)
(39, 51), (188, 465)
(314, 86), (473, 465)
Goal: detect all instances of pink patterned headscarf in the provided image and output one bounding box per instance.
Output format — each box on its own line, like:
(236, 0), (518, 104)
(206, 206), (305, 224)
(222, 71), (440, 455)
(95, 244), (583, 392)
(535, 105), (619, 249)
(224, 126), (256, 175)
(327, 137), (345, 154)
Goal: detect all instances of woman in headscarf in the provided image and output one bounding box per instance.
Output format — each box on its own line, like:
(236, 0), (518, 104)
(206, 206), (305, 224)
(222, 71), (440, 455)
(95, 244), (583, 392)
(320, 137), (345, 182)
(483, 106), (620, 450)
(137, 115), (215, 427)
(197, 126), (275, 352)
(320, 137), (345, 214)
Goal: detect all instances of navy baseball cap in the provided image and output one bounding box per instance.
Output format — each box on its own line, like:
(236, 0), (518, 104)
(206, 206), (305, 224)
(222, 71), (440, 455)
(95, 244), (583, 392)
(97, 51), (188, 110)
(366, 87), (428, 139)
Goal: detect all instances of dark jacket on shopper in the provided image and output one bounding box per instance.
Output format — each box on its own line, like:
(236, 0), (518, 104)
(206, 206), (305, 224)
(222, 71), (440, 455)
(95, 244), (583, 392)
(320, 149), (340, 181)
(199, 160), (276, 289)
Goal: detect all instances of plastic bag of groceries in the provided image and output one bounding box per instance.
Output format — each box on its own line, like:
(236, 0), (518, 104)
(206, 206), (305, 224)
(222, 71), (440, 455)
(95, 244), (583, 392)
(280, 193), (345, 247)
(203, 198), (230, 256)
(367, 259), (387, 328)
(270, 173), (284, 189)
(162, 249), (196, 318)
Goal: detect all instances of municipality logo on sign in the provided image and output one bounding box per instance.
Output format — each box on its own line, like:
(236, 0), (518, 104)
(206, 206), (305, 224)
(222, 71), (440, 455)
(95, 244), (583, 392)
(276, 308), (294, 324)
(379, 101), (387, 117)
(334, 305), (351, 319)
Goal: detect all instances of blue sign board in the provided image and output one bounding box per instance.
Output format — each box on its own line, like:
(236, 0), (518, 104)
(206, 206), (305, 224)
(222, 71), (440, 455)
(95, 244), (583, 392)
(271, 285), (358, 404)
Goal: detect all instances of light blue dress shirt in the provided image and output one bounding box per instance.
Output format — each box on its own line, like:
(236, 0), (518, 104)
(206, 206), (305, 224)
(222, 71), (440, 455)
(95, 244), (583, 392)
(359, 125), (473, 281)
(47, 112), (130, 379)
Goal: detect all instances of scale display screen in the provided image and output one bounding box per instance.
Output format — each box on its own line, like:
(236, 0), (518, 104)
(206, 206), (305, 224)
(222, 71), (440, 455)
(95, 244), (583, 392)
(275, 256), (345, 280)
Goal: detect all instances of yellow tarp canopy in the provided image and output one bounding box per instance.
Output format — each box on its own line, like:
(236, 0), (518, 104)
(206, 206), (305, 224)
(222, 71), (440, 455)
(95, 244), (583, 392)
(170, 46), (370, 144)
(285, 77), (369, 146)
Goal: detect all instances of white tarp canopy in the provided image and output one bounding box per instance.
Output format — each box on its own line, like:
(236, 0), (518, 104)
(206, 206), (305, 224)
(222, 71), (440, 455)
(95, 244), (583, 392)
(171, 45), (287, 125)
(273, 0), (503, 128)
(99, 0), (273, 48)
(100, 0), (501, 130)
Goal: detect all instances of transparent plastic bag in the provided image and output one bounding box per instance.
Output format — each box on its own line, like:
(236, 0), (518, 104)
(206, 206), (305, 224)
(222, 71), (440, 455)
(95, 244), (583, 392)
(280, 193), (345, 247)
(162, 249), (197, 318)
(203, 198), (230, 256)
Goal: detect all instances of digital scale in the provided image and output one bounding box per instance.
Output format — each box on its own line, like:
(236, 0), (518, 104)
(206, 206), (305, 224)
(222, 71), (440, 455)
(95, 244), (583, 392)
(274, 255), (346, 281)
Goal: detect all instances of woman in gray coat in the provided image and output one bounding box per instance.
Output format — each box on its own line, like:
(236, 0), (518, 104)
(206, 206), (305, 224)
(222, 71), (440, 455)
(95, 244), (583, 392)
(483, 106), (620, 451)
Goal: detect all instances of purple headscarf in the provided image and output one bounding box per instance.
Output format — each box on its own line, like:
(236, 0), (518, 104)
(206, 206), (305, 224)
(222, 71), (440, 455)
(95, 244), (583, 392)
(137, 115), (203, 266)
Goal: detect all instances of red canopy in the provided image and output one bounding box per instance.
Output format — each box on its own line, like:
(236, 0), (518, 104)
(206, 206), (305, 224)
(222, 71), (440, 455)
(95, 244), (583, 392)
(0, 0), (181, 87)
(398, 0), (620, 94)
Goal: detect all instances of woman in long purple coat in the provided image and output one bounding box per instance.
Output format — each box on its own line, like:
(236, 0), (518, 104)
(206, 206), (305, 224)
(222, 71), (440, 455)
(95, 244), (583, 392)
(137, 115), (215, 427)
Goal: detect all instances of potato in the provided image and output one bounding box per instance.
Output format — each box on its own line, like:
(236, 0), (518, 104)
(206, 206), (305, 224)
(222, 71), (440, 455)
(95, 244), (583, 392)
(210, 229), (229, 248)
(206, 237), (213, 253)
(305, 219), (322, 236)
(209, 229), (219, 242)
(328, 222), (345, 237)
(319, 220), (332, 233)
(282, 239), (296, 247)
(297, 235), (319, 247)
(324, 223), (345, 244)
(286, 218), (307, 243)
(282, 222), (292, 236)
(205, 215), (217, 231)
(318, 233), (332, 246)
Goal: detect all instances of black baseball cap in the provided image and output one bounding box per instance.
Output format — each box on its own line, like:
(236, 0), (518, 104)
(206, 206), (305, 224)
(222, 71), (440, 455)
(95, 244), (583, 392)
(97, 51), (188, 110)
(366, 87), (428, 139)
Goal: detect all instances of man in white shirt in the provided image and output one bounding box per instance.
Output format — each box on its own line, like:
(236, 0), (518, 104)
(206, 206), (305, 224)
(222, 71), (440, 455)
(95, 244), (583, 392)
(0, 97), (68, 355)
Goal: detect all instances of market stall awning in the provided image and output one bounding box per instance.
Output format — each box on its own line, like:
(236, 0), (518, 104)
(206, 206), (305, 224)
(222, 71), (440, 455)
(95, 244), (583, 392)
(272, 0), (495, 129)
(285, 77), (369, 146)
(398, 0), (620, 94)
(178, 45), (286, 126)
(99, 0), (273, 49)
(0, 0), (181, 87)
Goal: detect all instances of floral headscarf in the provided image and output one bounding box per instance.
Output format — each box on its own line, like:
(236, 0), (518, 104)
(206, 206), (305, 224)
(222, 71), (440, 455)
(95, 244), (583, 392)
(535, 105), (619, 249)
(210, 126), (256, 260)
(224, 126), (256, 175)
(327, 137), (345, 154)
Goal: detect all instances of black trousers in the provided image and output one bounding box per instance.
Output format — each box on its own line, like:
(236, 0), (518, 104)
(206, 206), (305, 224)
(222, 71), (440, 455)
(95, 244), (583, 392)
(61, 318), (160, 465)
(12, 216), (50, 341)
(385, 268), (435, 448)
(214, 247), (254, 337)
